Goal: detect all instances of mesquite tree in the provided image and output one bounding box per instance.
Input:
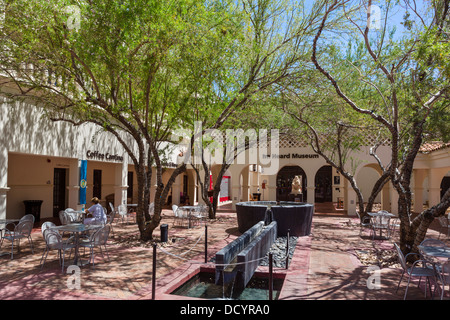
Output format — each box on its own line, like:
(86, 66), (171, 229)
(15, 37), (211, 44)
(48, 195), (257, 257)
(305, 0), (450, 254)
(177, 0), (336, 219)
(0, 0), (247, 240)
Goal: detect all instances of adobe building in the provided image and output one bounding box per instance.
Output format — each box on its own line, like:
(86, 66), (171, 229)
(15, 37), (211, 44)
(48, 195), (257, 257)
(0, 92), (449, 221)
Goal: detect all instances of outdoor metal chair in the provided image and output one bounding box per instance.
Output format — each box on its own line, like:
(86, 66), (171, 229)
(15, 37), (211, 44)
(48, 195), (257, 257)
(2, 214), (36, 239)
(172, 205), (187, 228)
(436, 261), (450, 300)
(105, 209), (115, 236)
(108, 202), (117, 221)
(79, 224), (111, 269)
(108, 202), (114, 212)
(192, 204), (208, 226)
(118, 204), (133, 224)
(40, 228), (76, 272)
(389, 217), (401, 237)
(394, 243), (436, 300)
(59, 211), (69, 225)
(41, 221), (56, 235)
(437, 216), (450, 240)
(20, 214), (35, 223)
(370, 214), (392, 240)
(418, 238), (446, 285)
(355, 211), (372, 237)
(65, 209), (83, 223)
(60, 210), (80, 225)
(0, 219), (34, 259)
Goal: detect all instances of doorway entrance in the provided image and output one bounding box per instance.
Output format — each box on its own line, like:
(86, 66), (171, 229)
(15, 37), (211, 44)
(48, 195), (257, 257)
(53, 168), (67, 218)
(441, 175), (450, 200)
(315, 166), (332, 203)
(276, 166), (307, 202)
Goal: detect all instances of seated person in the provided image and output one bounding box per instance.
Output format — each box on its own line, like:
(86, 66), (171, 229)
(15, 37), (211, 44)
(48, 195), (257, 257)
(84, 197), (107, 225)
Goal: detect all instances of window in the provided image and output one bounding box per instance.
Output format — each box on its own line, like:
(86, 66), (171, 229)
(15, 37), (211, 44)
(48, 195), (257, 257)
(127, 172), (134, 199)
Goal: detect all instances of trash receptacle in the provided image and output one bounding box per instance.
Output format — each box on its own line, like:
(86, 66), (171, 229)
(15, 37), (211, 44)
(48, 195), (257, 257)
(160, 224), (169, 242)
(23, 200), (43, 222)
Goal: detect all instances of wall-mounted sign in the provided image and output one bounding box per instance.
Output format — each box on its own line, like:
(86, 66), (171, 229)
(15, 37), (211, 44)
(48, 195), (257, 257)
(162, 161), (178, 168)
(262, 153), (319, 159)
(86, 150), (124, 162)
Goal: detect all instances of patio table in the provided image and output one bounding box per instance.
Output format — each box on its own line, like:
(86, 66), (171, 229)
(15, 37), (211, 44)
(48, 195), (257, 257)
(50, 223), (102, 266)
(418, 245), (450, 263)
(180, 206), (200, 228)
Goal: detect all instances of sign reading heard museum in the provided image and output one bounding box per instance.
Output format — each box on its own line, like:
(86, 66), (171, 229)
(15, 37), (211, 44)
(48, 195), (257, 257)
(262, 153), (319, 159)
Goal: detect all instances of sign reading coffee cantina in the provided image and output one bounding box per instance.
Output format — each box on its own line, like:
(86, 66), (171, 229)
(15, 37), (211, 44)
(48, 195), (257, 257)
(86, 150), (124, 162)
(262, 153), (319, 159)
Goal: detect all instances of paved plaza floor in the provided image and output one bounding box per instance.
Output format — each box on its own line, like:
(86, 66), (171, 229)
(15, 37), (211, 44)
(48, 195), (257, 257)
(0, 203), (448, 301)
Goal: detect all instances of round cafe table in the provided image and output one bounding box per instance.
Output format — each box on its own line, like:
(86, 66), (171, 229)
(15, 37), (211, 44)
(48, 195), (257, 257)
(50, 223), (102, 266)
(418, 245), (450, 263)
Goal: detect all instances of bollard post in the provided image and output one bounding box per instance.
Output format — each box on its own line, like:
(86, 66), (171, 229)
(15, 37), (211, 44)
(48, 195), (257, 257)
(269, 252), (273, 301)
(204, 224), (208, 263)
(286, 229), (290, 269)
(152, 243), (157, 300)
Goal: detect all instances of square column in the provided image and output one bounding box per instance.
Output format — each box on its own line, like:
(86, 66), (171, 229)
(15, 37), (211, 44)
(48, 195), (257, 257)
(267, 174), (277, 202)
(67, 159), (80, 210)
(381, 183), (390, 211)
(114, 158), (128, 208)
(172, 174), (181, 205)
(346, 186), (357, 216)
(413, 169), (426, 213)
(389, 183), (399, 215)
(0, 149), (8, 219)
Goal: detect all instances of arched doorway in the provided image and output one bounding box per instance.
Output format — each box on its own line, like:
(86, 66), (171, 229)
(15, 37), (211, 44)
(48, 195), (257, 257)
(276, 166), (307, 202)
(315, 166), (332, 203)
(441, 172), (450, 200)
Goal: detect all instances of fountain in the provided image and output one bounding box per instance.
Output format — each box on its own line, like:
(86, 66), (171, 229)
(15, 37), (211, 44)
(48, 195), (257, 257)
(169, 208), (285, 300)
(235, 201), (314, 236)
(170, 269), (285, 300)
(215, 218), (277, 291)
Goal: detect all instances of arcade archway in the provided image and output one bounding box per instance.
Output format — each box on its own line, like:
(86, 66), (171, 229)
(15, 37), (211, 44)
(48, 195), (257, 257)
(441, 171), (450, 200)
(314, 166), (332, 203)
(276, 166), (307, 202)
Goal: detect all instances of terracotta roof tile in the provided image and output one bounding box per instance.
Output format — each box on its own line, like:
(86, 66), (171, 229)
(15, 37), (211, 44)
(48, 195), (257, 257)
(419, 141), (450, 153)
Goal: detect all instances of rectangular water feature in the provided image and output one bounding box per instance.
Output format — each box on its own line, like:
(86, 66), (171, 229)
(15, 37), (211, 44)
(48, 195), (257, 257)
(170, 270), (285, 300)
(215, 221), (265, 285)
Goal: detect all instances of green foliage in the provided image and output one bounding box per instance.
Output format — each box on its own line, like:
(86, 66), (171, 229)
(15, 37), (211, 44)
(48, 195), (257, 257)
(0, 0), (246, 143)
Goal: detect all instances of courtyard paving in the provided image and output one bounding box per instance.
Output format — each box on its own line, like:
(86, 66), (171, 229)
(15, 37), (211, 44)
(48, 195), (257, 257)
(0, 203), (447, 301)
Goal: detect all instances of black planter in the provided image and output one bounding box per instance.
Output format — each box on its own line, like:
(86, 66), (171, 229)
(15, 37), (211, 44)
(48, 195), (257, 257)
(23, 200), (43, 222)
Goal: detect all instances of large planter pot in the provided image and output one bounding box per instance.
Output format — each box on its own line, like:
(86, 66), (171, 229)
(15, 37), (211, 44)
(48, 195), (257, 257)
(235, 201), (314, 237)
